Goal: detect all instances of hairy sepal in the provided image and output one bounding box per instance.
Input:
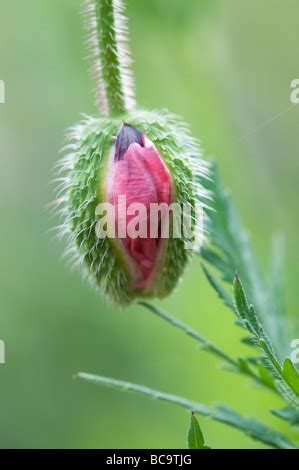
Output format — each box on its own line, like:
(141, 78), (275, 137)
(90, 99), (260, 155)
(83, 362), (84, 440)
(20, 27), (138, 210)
(56, 109), (209, 305)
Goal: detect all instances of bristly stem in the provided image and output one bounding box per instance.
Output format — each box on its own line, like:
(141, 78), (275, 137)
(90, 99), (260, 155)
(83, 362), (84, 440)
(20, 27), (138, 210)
(88, 0), (135, 116)
(138, 301), (270, 390)
(138, 301), (237, 367)
(75, 373), (296, 449)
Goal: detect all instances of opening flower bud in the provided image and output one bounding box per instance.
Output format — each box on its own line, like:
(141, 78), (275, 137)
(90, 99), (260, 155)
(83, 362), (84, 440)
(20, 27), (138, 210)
(107, 124), (173, 290)
(57, 110), (209, 305)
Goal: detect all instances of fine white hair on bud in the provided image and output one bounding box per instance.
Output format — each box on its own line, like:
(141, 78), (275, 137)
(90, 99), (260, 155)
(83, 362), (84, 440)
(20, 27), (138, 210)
(84, 0), (135, 115)
(56, 109), (210, 305)
(54, 1), (211, 305)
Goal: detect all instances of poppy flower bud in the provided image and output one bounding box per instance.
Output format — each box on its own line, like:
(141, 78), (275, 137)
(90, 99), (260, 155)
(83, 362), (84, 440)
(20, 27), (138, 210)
(107, 124), (173, 290)
(57, 110), (208, 305)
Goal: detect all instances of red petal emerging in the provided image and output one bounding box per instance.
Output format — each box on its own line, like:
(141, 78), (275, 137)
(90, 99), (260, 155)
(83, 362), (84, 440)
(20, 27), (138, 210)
(107, 126), (173, 289)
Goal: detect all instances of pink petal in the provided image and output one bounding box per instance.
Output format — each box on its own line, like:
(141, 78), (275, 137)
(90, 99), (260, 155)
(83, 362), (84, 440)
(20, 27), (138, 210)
(107, 127), (173, 289)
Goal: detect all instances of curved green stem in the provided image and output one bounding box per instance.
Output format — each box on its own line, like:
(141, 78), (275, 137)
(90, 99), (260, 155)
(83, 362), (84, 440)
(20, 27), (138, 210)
(94, 0), (133, 115)
(75, 373), (297, 449)
(138, 301), (237, 367)
(138, 301), (271, 391)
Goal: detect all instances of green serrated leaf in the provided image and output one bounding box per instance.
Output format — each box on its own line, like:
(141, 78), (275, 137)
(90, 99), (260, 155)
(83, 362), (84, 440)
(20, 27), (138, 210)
(235, 318), (247, 328)
(199, 163), (290, 358)
(233, 277), (299, 406)
(282, 359), (299, 396)
(258, 364), (276, 390)
(241, 336), (258, 347)
(76, 372), (297, 448)
(268, 234), (285, 319)
(237, 357), (252, 374)
(200, 248), (233, 282)
(233, 276), (261, 336)
(245, 357), (260, 365)
(202, 264), (235, 312)
(271, 406), (299, 425)
(188, 413), (205, 449)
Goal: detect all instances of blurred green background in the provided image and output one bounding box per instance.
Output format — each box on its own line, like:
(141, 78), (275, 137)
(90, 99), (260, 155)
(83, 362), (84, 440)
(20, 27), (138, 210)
(0, 0), (298, 448)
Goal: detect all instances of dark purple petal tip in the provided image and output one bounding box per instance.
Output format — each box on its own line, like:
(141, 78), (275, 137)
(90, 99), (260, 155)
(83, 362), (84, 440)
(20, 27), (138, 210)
(115, 124), (144, 161)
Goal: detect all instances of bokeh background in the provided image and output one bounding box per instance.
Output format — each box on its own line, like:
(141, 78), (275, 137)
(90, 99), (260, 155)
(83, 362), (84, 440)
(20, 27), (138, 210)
(0, 0), (298, 448)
